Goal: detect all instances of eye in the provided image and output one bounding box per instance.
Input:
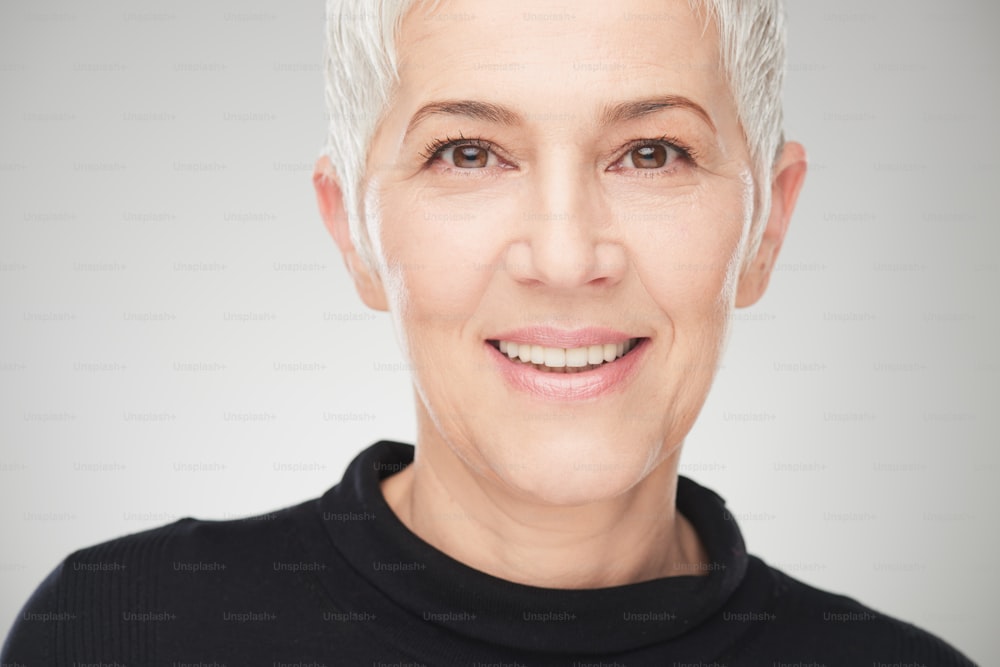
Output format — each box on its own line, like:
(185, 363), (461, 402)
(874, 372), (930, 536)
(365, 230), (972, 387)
(612, 139), (693, 172)
(627, 144), (669, 168)
(442, 143), (495, 168)
(422, 137), (503, 170)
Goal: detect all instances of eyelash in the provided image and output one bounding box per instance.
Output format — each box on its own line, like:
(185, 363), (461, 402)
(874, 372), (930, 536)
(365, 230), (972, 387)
(418, 132), (493, 164)
(418, 132), (699, 175)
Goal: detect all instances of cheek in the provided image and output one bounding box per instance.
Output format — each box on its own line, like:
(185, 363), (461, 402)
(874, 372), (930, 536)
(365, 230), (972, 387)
(374, 185), (508, 337)
(373, 171), (751, 342)
(618, 181), (750, 317)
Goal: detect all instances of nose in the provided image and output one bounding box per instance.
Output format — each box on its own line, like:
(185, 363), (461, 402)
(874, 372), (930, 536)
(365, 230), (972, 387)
(505, 161), (627, 290)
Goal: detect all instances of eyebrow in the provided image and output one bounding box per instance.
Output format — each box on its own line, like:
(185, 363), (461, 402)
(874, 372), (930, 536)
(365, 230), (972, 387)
(404, 100), (523, 140)
(402, 95), (717, 140)
(599, 96), (717, 133)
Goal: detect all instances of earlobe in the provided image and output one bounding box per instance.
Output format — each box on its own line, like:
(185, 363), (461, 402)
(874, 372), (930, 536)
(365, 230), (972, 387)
(735, 142), (808, 308)
(312, 156), (389, 312)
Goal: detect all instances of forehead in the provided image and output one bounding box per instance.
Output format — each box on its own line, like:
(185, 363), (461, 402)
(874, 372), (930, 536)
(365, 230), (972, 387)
(394, 0), (732, 124)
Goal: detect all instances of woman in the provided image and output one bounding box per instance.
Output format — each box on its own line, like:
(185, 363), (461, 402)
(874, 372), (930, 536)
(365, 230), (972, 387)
(1, 0), (978, 664)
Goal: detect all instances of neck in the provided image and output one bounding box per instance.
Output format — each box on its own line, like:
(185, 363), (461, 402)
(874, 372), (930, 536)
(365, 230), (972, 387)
(380, 426), (709, 589)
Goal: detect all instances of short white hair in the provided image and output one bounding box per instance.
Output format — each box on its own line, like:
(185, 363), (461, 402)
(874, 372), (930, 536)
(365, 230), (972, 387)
(321, 0), (786, 271)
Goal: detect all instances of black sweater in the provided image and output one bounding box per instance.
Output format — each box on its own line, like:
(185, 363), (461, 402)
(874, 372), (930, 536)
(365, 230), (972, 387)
(2, 441), (976, 665)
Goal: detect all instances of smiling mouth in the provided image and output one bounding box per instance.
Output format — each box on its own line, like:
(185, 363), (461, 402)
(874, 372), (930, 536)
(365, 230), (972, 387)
(487, 338), (646, 373)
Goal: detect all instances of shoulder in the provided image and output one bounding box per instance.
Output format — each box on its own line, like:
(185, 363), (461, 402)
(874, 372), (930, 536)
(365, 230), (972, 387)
(63, 499), (314, 579)
(739, 557), (976, 666)
(1, 499), (320, 662)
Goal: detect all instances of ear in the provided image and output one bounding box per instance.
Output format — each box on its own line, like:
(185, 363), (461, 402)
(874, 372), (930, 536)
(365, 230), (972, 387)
(312, 156), (388, 312)
(735, 141), (808, 308)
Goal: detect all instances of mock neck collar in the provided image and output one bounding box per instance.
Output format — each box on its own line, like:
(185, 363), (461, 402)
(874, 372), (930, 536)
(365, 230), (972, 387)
(320, 440), (750, 655)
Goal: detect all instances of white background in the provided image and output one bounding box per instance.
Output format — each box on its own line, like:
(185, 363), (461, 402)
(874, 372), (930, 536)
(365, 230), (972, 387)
(1, 1), (997, 663)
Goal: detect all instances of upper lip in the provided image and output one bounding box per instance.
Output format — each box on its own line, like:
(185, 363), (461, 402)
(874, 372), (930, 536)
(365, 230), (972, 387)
(487, 326), (644, 348)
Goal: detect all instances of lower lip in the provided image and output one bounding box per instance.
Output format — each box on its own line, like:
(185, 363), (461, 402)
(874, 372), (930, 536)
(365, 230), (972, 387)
(486, 339), (648, 402)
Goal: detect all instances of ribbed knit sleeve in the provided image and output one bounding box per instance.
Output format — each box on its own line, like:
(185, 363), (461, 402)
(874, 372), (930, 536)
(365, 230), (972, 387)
(1, 561), (60, 665)
(1, 521), (184, 665)
(720, 565), (979, 666)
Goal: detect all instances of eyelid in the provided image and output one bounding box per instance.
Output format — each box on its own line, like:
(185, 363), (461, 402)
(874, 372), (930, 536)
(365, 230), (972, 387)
(609, 136), (697, 171)
(418, 134), (698, 173)
(419, 135), (510, 168)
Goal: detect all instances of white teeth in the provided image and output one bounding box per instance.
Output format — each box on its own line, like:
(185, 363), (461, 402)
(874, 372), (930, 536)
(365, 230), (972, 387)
(588, 345), (604, 365)
(603, 343), (617, 362)
(530, 345), (544, 364)
(565, 347), (589, 368)
(518, 344), (532, 363)
(494, 338), (640, 370)
(544, 347), (567, 368)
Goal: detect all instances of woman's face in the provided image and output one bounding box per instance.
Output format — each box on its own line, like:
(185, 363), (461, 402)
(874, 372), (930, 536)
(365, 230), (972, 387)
(358, 0), (760, 504)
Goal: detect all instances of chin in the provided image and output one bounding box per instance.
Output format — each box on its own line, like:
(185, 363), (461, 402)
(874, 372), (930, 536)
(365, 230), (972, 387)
(480, 429), (662, 506)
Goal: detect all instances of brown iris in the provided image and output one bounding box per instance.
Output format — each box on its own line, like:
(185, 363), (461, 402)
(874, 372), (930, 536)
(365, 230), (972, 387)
(631, 144), (668, 169)
(452, 144), (489, 168)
